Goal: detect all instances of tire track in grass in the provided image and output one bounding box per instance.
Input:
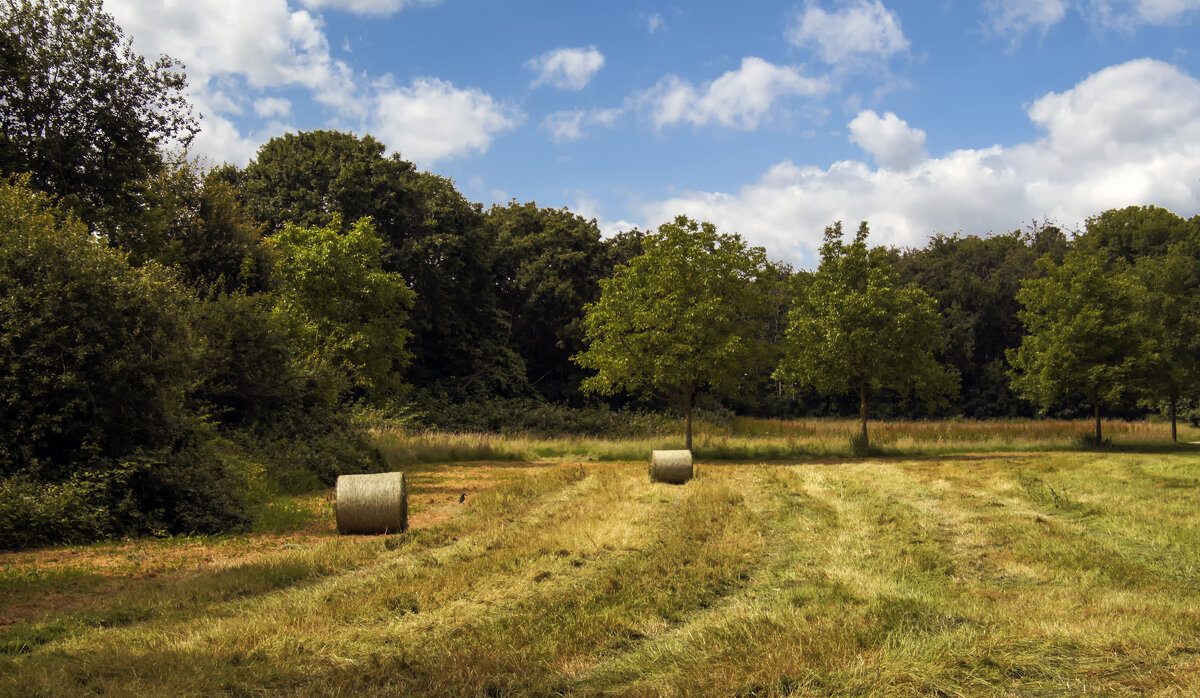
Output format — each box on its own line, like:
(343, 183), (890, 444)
(571, 465), (825, 693)
(872, 456), (1200, 695)
(578, 462), (983, 696)
(306, 468), (771, 696)
(0, 465), (623, 693)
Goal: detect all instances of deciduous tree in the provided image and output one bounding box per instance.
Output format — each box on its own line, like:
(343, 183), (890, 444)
(775, 222), (957, 452)
(269, 216), (416, 403)
(1007, 248), (1149, 444)
(574, 216), (770, 449)
(0, 0), (196, 233)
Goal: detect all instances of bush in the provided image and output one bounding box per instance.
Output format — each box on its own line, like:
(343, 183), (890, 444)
(233, 408), (384, 493)
(0, 444), (253, 549)
(0, 178), (198, 476)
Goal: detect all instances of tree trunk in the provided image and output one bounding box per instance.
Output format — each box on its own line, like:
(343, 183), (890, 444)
(1170, 396), (1178, 443)
(685, 398), (693, 451)
(1093, 398), (1102, 444)
(859, 379), (869, 452)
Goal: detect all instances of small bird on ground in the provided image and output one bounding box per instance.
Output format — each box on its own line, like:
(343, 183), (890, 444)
(459, 493), (466, 503)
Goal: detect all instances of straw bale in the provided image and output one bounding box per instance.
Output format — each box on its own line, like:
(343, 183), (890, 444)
(649, 450), (693, 484)
(336, 471), (408, 534)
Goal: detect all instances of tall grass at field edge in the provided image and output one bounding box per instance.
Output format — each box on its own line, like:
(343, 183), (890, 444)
(374, 417), (1199, 466)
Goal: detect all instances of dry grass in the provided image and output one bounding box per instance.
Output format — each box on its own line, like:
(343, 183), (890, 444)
(376, 417), (1199, 467)
(3, 433), (1200, 694)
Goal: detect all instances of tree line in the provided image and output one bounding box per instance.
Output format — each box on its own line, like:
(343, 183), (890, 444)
(2, 0), (1198, 546)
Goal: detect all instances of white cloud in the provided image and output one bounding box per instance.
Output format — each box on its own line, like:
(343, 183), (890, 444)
(105, 0), (367, 164)
(1090, 0), (1200, 25)
(984, 0), (1068, 37)
(848, 110), (926, 170)
(640, 59), (1200, 266)
(646, 12), (665, 34)
(372, 77), (524, 165)
(986, 0), (1200, 36)
(254, 96), (293, 119)
(106, 0), (361, 113)
(527, 47), (606, 90)
(299, 0), (440, 15)
(788, 0), (910, 67)
(638, 57), (830, 130)
(541, 108), (623, 142)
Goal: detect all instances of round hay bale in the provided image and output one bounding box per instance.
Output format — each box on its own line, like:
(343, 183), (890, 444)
(649, 450), (693, 484)
(336, 471), (408, 535)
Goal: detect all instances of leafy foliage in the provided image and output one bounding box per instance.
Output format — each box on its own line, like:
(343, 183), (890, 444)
(485, 201), (608, 403)
(574, 215), (770, 447)
(1007, 247), (1150, 442)
(775, 222), (957, 450)
(226, 130), (524, 398)
(1076, 206), (1200, 440)
(895, 226), (1066, 418)
(269, 215), (416, 403)
(0, 178), (198, 477)
(0, 0), (196, 233)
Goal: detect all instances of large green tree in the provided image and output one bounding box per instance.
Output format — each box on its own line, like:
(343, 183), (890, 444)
(775, 222), (957, 452)
(225, 130), (522, 397)
(0, 0), (196, 233)
(574, 216), (770, 449)
(895, 224), (1068, 418)
(269, 215), (416, 404)
(1076, 206), (1200, 441)
(1007, 248), (1149, 444)
(484, 201), (607, 402)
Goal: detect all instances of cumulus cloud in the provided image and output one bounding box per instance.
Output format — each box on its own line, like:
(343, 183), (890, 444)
(984, 0), (1068, 37)
(848, 110), (926, 170)
(541, 108), (622, 142)
(985, 0), (1200, 36)
(639, 59), (1200, 266)
(372, 77), (524, 165)
(638, 57), (830, 130)
(527, 47), (606, 90)
(105, 0), (368, 164)
(106, 0), (361, 113)
(788, 0), (909, 67)
(254, 96), (293, 119)
(646, 13), (665, 34)
(299, 0), (440, 14)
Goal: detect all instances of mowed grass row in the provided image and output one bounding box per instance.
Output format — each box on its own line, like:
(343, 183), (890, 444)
(3, 451), (1200, 694)
(375, 418), (1199, 465)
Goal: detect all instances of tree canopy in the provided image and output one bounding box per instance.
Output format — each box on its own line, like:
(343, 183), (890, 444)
(574, 215), (770, 448)
(0, 0), (196, 233)
(269, 215), (416, 403)
(0, 177), (197, 477)
(1007, 248), (1150, 443)
(775, 222), (957, 451)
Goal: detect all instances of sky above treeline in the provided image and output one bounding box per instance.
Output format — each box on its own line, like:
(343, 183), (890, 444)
(106, 0), (1200, 266)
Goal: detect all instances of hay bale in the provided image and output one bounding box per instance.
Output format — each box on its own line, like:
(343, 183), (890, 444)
(649, 450), (693, 484)
(336, 471), (408, 534)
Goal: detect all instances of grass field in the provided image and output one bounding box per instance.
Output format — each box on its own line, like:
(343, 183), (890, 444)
(2, 422), (1200, 695)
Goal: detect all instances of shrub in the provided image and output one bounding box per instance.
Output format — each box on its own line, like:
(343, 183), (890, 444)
(0, 444), (253, 549)
(0, 178), (198, 477)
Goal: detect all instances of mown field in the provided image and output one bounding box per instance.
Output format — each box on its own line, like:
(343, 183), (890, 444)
(2, 420), (1200, 695)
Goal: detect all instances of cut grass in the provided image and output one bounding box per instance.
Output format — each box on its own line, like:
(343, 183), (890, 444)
(3, 446), (1200, 694)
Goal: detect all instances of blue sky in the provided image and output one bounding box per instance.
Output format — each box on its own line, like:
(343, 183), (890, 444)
(107, 0), (1200, 266)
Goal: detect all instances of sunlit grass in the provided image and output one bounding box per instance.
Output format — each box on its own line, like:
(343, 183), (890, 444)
(4, 451), (1200, 694)
(374, 417), (1199, 467)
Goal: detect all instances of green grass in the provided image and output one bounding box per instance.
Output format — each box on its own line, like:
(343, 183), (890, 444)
(3, 431), (1200, 694)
